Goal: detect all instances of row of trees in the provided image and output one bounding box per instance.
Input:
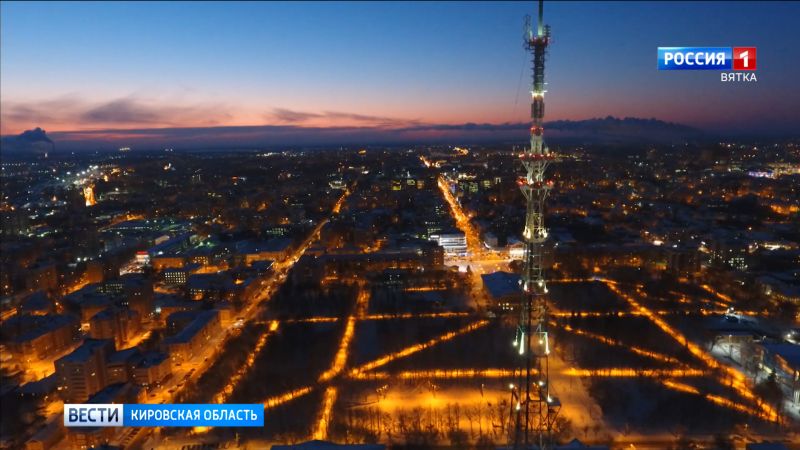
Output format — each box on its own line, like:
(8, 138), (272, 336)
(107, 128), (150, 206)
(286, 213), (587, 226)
(329, 401), (574, 448)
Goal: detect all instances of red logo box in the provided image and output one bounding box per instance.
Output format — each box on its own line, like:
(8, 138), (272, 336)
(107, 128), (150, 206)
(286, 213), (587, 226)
(733, 47), (756, 70)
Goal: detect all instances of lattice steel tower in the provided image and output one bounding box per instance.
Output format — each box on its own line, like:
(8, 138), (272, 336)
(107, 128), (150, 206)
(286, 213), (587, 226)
(510, 0), (559, 448)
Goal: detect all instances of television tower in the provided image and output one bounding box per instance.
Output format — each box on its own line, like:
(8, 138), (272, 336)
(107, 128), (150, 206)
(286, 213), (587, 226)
(510, 0), (559, 448)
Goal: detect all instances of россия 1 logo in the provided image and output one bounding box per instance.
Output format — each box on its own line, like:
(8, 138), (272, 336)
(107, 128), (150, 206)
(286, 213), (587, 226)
(658, 47), (757, 82)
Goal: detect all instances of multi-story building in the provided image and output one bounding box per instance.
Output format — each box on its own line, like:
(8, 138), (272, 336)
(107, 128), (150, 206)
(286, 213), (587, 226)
(24, 263), (57, 292)
(65, 382), (143, 449)
(105, 347), (141, 385)
(163, 267), (190, 286)
(161, 310), (221, 364)
(234, 238), (294, 265)
(186, 273), (236, 301)
(89, 307), (141, 347)
(99, 274), (154, 320)
(133, 352), (171, 387)
(429, 230), (467, 257)
(55, 338), (114, 402)
(4, 314), (79, 361)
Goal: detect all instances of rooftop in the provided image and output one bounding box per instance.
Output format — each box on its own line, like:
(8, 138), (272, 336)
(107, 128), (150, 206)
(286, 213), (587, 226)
(107, 347), (141, 365)
(481, 271), (522, 300)
(5, 313), (77, 344)
(57, 338), (113, 364)
(163, 310), (218, 345)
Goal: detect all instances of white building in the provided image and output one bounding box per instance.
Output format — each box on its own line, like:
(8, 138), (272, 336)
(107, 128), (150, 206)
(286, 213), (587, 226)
(430, 231), (467, 257)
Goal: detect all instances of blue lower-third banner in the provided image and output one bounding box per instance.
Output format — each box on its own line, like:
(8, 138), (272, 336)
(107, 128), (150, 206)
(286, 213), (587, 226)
(64, 403), (264, 427)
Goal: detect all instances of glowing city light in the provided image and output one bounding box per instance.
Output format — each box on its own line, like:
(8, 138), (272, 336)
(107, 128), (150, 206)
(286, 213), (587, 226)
(312, 386), (338, 440)
(349, 321), (490, 377)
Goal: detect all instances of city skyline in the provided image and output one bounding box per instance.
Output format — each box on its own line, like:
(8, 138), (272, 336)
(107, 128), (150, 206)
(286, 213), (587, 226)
(2, 1), (799, 446)
(2, 1), (799, 146)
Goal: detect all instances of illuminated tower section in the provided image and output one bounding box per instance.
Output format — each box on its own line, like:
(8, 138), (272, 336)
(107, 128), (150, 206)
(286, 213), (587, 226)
(511, 0), (559, 448)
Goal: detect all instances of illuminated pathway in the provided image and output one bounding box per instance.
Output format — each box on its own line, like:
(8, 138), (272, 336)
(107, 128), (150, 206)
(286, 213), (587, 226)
(313, 387), (339, 440)
(319, 286), (370, 382)
(348, 320), (490, 377)
(214, 321), (279, 403)
(285, 311), (474, 324)
(364, 311), (472, 320)
(264, 386), (314, 410)
(601, 278), (779, 421)
(348, 367), (705, 381)
(660, 379), (766, 417)
(560, 324), (689, 366)
(312, 285), (370, 440)
(698, 283), (734, 308)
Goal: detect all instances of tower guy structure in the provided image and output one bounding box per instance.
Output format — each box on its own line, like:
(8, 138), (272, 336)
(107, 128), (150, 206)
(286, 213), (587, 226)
(511, 0), (559, 448)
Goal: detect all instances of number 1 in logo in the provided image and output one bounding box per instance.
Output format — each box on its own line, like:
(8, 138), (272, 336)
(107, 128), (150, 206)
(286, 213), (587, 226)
(733, 47), (756, 71)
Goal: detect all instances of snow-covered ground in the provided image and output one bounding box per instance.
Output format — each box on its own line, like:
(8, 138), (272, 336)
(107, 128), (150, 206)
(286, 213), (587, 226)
(711, 342), (800, 421)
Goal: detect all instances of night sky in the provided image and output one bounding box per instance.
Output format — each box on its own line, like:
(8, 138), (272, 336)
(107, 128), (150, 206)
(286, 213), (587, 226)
(2, 1), (798, 146)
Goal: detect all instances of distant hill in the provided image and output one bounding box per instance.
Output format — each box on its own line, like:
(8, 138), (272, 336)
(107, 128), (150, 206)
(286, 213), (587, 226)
(1, 117), (704, 151)
(1, 127), (55, 154)
(544, 116), (703, 145)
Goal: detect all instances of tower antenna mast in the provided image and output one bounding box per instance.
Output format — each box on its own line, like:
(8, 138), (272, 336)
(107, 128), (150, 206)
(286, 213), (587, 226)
(510, 0), (559, 448)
